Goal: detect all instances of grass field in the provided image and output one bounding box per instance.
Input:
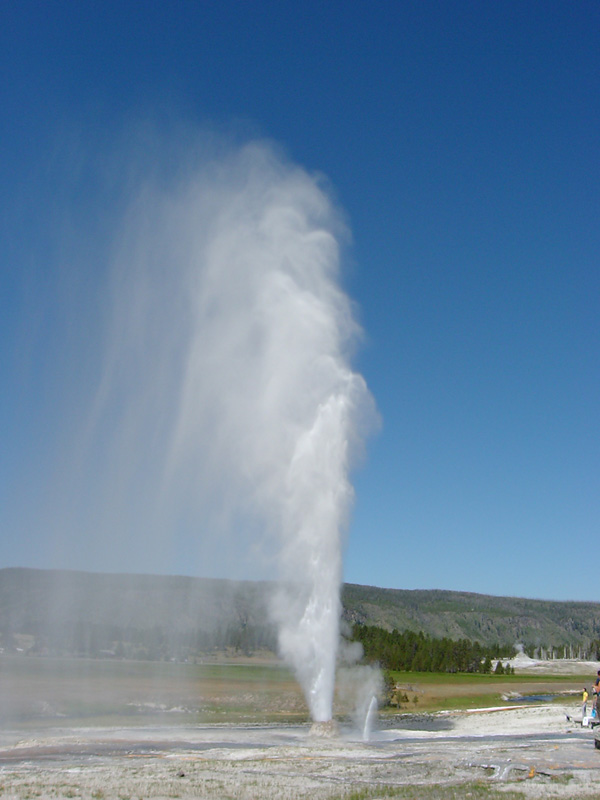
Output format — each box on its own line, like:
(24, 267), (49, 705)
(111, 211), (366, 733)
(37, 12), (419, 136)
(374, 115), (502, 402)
(387, 669), (585, 713)
(0, 655), (588, 727)
(0, 655), (306, 726)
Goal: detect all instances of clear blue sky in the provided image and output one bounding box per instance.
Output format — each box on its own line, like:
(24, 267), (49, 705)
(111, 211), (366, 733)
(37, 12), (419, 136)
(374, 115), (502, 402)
(1, 1), (598, 601)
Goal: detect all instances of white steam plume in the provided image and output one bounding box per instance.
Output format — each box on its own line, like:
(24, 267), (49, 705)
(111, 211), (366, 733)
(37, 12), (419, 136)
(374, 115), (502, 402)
(74, 139), (376, 722)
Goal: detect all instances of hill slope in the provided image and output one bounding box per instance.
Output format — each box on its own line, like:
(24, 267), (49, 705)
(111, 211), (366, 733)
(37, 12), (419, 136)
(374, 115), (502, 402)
(1, 568), (599, 657)
(341, 583), (600, 651)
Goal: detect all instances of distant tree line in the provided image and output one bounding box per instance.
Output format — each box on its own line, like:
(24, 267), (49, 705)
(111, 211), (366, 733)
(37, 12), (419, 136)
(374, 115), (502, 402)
(0, 620), (277, 661)
(352, 623), (515, 674)
(522, 641), (600, 661)
(4, 614), (600, 670)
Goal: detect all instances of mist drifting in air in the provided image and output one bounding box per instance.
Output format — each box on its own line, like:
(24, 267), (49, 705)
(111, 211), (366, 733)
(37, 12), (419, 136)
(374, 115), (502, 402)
(47, 137), (376, 722)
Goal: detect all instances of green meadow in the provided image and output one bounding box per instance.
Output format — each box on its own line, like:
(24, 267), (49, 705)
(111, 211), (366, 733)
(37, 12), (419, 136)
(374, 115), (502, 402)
(385, 669), (584, 712)
(0, 655), (586, 727)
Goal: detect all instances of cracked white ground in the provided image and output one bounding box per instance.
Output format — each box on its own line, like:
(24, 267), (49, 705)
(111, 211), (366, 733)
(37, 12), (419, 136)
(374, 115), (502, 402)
(0, 703), (599, 799)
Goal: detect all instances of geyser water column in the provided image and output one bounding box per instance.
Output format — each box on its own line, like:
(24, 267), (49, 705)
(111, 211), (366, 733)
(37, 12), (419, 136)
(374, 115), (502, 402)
(92, 140), (375, 723)
(273, 388), (358, 722)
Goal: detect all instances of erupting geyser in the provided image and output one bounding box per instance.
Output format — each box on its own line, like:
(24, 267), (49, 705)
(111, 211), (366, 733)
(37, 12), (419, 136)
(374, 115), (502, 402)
(362, 695), (378, 742)
(82, 139), (376, 723)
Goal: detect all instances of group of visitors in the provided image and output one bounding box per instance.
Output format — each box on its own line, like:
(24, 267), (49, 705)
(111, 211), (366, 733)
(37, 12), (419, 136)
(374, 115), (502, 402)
(582, 670), (600, 719)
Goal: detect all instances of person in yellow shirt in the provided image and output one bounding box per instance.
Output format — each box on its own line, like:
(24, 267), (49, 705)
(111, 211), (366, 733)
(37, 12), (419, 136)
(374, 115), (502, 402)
(583, 688), (589, 718)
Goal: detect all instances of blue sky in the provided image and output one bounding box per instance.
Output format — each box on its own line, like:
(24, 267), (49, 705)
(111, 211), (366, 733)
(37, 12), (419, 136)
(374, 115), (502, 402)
(1, 1), (598, 601)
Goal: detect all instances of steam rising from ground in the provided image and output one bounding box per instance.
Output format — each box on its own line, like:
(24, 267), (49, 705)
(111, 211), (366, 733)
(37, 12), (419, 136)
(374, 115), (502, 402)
(66, 139), (375, 722)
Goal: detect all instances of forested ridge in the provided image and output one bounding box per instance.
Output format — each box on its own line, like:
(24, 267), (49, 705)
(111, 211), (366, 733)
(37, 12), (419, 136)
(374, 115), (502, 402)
(342, 582), (600, 654)
(2, 568), (600, 663)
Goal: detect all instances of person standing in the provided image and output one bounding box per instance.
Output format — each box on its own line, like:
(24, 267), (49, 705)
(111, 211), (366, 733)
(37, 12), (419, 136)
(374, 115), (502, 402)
(583, 687), (589, 718)
(593, 670), (600, 718)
